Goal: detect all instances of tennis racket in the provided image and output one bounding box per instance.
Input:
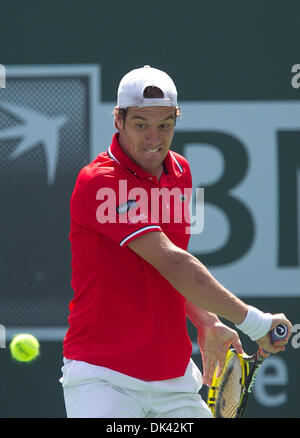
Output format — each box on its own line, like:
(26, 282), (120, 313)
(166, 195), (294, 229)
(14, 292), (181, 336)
(207, 324), (288, 418)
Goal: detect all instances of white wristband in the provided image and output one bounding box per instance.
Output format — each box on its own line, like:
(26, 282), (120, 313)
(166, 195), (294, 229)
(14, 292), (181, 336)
(236, 306), (272, 341)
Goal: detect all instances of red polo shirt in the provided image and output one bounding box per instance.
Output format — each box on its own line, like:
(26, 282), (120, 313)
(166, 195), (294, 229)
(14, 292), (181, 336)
(63, 133), (193, 380)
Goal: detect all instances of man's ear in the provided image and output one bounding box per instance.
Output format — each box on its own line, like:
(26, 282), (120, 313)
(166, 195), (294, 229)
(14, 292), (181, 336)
(113, 107), (124, 131)
(115, 117), (123, 130)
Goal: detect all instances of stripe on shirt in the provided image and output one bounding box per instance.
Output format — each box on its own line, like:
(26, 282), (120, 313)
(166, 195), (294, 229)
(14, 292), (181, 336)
(120, 225), (162, 247)
(169, 151), (183, 173)
(107, 146), (121, 164)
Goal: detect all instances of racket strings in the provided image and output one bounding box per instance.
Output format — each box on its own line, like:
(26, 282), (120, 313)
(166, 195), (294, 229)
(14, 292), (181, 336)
(215, 355), (243, 418)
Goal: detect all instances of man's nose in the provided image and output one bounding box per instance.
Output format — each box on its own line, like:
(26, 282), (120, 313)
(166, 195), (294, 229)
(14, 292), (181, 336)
(145, 128), (160, 144)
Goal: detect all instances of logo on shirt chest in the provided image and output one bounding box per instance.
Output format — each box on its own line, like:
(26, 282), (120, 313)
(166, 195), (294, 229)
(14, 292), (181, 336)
(116, 199), (138, 215)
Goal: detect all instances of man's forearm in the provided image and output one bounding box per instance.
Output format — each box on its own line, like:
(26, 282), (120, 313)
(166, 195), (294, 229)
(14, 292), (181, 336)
(160, 247), (248, 325)
(128, 231), (290, 343)
(186, 300), (220, 330)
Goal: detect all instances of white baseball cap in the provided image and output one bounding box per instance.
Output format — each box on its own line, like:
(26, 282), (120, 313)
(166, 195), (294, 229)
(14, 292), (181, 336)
(117, 65), (177, 109)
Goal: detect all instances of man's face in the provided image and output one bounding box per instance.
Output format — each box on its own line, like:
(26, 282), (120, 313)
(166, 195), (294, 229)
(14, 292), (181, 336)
(117, 106), (176, 178)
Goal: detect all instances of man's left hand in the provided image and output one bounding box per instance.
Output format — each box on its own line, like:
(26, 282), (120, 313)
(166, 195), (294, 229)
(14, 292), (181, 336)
(197, 322), (243, 386)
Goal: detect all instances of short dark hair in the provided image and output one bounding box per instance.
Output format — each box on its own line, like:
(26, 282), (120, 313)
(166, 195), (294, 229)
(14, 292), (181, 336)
(143, 86), (164, 99)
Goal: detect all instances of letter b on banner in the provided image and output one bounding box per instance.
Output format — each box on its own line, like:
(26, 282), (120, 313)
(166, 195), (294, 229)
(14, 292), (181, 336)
(175, 132), (255, 266)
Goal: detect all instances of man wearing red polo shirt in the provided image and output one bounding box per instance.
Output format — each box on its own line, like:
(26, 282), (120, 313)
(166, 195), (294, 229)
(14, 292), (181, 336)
(60, 66), (291, 418)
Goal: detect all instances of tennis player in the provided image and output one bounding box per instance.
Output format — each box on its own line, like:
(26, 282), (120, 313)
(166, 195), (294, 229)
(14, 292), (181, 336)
(60, 65), (292, 418)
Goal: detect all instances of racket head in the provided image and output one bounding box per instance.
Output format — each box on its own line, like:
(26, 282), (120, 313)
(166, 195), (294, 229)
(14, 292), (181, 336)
(207, 348), (250, 418)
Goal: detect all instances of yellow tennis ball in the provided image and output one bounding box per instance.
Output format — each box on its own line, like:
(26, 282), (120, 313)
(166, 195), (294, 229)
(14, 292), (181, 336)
(9, 333), (40, 363)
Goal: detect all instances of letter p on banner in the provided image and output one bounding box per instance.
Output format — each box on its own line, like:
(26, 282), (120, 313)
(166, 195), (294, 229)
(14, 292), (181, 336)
(0, 64), (6, 88)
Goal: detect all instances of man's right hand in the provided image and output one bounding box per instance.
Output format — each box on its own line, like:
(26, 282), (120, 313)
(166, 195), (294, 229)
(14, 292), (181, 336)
(256, 313), (292, 354)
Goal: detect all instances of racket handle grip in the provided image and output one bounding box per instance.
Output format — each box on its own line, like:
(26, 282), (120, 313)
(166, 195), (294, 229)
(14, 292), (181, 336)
(271, 324), (288, 343)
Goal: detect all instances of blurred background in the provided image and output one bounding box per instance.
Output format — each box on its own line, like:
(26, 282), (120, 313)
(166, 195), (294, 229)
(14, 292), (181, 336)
(0, 0), (299, 418)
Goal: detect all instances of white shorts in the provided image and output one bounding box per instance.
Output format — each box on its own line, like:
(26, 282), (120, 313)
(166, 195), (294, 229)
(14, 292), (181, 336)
(59, 357), (212, 418)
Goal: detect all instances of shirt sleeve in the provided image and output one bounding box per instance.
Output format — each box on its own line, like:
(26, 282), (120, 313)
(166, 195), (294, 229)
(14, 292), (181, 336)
(81, 172), (162, 247)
